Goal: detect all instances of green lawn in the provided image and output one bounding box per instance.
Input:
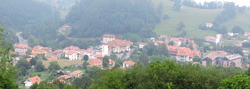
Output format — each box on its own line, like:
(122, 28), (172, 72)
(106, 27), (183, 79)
(152, 0), (250, 38)
(28, 69), (50, 81)
(43, 59), (84, 68)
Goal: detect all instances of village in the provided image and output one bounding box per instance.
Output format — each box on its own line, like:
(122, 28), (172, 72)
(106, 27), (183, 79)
(11, 24), (250, 88)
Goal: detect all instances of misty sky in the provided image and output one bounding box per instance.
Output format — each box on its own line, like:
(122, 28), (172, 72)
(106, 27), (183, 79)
(194, 0), (250, 6)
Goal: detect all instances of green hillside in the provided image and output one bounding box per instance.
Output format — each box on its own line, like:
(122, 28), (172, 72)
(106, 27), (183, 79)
(221, 11), (250, 31)
(152, 0), (222, 38)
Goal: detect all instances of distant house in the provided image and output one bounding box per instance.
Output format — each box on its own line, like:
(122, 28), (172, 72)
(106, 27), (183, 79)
(70, 70), (82, 78)
(202, 51), (229, 66)
(139, 43), (147, 49)
(227, 32), (234, 36)
(14, 43), (32, 53)
(101, 39), (133, 56)
(221, 54), (242, 67)
(24, 76), (42, 88)
(42, 47), (52, 53)
(167, 46), (201, 62)
(102, 34), (115, 43)
(204, 36), (220, 44)
(150, 37), (155, 42)
(244, 32), (250, 37)
(206, 23), (213, 28)
(89, 59), (103, 68)
(32, 45), (49, 55)
(65, 51), (81, 60)
(19, 53), (27, 57)
(109, 59), (115, 69)
(57, 75), (71, 80)
(63, 46), (81, 53)
(26, 58), (32, 62)
(123, 60), (135, 68)
(235, 41), (243, 47)
(62, 25), (72, 31)
(51, 49), (64, 59)
(159, 35), (167, 41)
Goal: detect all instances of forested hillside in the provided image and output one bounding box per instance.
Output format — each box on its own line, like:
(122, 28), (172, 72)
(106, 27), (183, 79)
(65, 0), (160, 38)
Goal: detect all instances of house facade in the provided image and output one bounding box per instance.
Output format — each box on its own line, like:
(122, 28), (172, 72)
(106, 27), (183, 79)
(14, 43), (32, 53)
(206, 23), (213, 28)
(205, 36), (220, 44)
(24, 76), (42, 88)
(244, 32), (250, 37)
(70, 70), (82, 78)
(52, 49), (64, 59)
(139, 43), (147, 49)
(103, 34), (115, 43)
(89, 59), (103, 68)
(220, 54), (242, 67)
(168, 46), (201, 62)
(123, 60), (135, 68)
(102, 39), (133, 56)
(228, 32), (234, 36)
(65, 51), (81, 60)
(63, 46), (80, 53)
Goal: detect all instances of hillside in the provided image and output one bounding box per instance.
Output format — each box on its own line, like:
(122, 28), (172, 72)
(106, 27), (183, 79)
(152, 0), (250, 38)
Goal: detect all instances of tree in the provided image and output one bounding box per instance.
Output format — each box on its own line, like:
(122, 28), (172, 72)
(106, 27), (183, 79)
(35, 61), (45, 72)
(83, 55), (89, 61)
(158, 43), (170, 57)
(16, 58), (31, 76)
(163, 14), (170, 20)
(177, 21), (185, 31)
(85, 66), (102, 78)
(173, 2), (182, 11)
(139, 50), (150, 67)
(30, 58), (37, 66)
(0, 23), (18, 89)
(206, 58), (212, 66)
(102, 56), (109, 68)
(48, 61), (61, 72)
(26, 49), (32, 55)
(157, 2), (164, 15)
(168, 41), (174, 46)
(232, 26), (245, 34)
(188, 42), (194, 50)
(219, 75), (250, 89)
(185, 39), (189, 46)
(73, 76), (93, 89)
(83, 61), (88, 69)
(193, 56), (201, 62)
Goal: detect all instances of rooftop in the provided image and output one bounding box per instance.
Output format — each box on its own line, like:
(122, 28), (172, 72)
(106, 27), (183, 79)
(28, 76), (42, 83)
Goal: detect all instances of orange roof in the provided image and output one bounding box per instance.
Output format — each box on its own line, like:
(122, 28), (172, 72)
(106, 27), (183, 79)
(107, 39), (133, 49)
(57, 75), (71, 80)
(19, 53), (26, 56)
(71, 70), (82, 75)
(31, 52), (37, 55)
(205, 36), (217, 40)
(65, 51), (75, 55)
(63, 25), (71, 28)
(26, 58), (32, 62)
(123, 60), (135, 67)
(80, 49), (91, 53)
(57, 70), (65, 73)
(54, 49), (63, 53)
(103, 34), (115, 38)
(95, 54), (103, 59)
(33, 48), (46, 52)
(244, 54), (249, 57)
(192, 62), (200, 65)
(29, 76), (42, 83)
(59, 79), (65, 83)
(33, 45), (43, 49)
(206, 23), (213, 25)
(109, 59), (115, 64)
(217, 51), (227, 53)
(64, 46), (80, 51)
(42, 47), (52, 50)
(157, 41), (164, 44)
(14, 44), (31, 49)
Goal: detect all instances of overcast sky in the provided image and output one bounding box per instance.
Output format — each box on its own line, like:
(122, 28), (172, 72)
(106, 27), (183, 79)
(194, 0), (250, 6)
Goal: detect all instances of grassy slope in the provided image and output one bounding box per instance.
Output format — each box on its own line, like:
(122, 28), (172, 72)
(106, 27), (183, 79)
(43, 59), (84, 68)
(152, 0), (223, 38)
(221, 11), (250, 31)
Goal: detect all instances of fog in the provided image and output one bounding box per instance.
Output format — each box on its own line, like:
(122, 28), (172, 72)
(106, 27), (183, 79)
(194, 0), (250, 6)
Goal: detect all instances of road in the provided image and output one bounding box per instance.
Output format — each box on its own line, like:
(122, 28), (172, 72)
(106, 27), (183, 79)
(16, 32), (28, 45)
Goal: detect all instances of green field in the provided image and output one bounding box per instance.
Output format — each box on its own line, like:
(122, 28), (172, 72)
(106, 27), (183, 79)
(152, 0), (250, 38)
(43, 59), (84, 68)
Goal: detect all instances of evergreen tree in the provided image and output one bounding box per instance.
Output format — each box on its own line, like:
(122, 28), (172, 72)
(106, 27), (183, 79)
(30, 58), (37, 66)
(103, 56), (109, 68)
(35, 61), (45, 72)
(139, 50), (150, 67)
(48, 61), (61, 72)
(168, 41), (174, 46)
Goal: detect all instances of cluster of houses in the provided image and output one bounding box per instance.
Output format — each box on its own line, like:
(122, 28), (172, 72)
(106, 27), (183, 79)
(24, 70), (83, 87)
(204, 34), (222, 44)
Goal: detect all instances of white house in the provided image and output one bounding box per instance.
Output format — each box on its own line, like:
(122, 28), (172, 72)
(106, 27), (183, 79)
(102, 39), (133, 54)
(102, 43), (109, 56)
(24, 76), (42, 88)
(139, 43), (147, 49)
(244, 32), (250, 37)
(14, 43), (32, 53)
(227, 32), (234, 36)
(102, 34), (115, 43)
(123, 60), (135, 68)
(216, 34), (223, 39)
(205, 36), (220, 44)
(65, 51), (81, 60)
(63, 46), (80, 53)
(70, 70), (82, 78)
(206, 23), (213, 28)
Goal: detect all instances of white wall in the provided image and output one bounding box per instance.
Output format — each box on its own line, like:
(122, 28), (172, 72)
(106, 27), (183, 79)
(24, 81), (33, 87)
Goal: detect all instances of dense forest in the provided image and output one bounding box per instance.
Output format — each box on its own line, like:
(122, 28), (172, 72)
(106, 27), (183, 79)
(66, 0), (160, 38)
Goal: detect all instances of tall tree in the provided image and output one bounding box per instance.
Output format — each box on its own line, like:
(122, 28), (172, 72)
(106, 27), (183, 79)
(0, 23), (18, 89)
(158, 43), (170, 57)
(48, 61), (61, 72)
(139, 50), (150, 67)
(85, 66), (102, 78)
(83, 55), (89, 61)
(35, 61), (45, 72)
(157, 2), (164, 15)
(30, 58), (37, 66)
(103, 56), (109, 68)
(168, 41), (174, 46)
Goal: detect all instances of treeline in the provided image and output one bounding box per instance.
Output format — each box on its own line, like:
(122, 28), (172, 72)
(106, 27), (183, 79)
(29, 60), (248, 89)
(66, 0), (160, 38)
(170, 0), (224, 9)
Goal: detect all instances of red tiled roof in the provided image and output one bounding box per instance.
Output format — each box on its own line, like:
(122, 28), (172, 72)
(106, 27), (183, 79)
(205, 36), (217, 40)
(123, 60), (135, 67)
(63, 25), (71, 28)
(204, 52), (228, 61)
(31, 52), (37, 55)
(157, 41), (164, 44)
(71, 70), (82, 75)
(64, 46), (80, 51)
(89, 59), (102, 68)
(95, 54), (103, 59)
(29, 76), (42, 83)
(190, 51), (201, 58)
(14, 44), (31, 49)
(33, 45), (43, 49)
(109, 59), (115, 64)
(65, 51), (75, 55)
(26, 58), (32, 62)
(33, 48), (46, 52)
(54, 49), (63, 53)
(57, 75), (71, 80)
(206, 23), (213, 25)
(42, 47), (52, 50)
(107, 39), (133, 49)
(19, 53), (26, 56)
(217, 51), (227, 53)
(103, 34), (115, 38)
